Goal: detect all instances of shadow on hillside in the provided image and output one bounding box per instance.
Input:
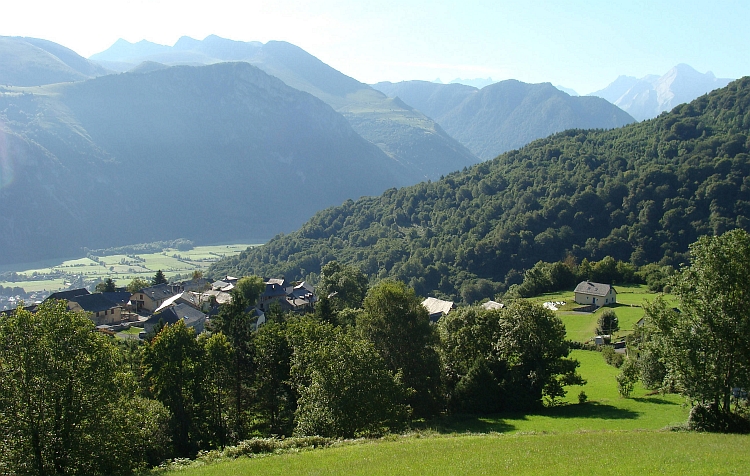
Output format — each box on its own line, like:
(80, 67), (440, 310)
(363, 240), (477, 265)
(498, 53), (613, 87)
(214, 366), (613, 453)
(537, 402), (640, 420)
(420, 402), (640, 434)
(630, 397), (679, 405)
(420, 414), (517, 434)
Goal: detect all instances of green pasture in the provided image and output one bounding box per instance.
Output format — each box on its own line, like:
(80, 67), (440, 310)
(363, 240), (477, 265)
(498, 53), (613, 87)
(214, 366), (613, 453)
(529, 284), (676, 343)
(178, 432), (750, 476)
(0, 244), (258, 293)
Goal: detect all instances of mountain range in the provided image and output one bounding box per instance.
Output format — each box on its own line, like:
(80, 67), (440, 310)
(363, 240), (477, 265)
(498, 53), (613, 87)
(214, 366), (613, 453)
(89, 36), (479, 182)
(0, 62), (416, 264)
(0, 34), (739, 267)
(589, 64), (733, 121)
(372, 80), (635, 160)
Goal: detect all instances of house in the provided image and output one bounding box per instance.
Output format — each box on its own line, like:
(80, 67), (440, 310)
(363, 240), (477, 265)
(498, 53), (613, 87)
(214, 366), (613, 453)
(422, 297), (455, 322)
(130, 283), (180, 313)
(574, 281), (617, 307)
(67, 293), (123, 325)
(143, 303), (207, 335)
(178, 278), (210, 293)
(46, 288), (90, 302)
(481, 300), (504, 310)
(258, 278), (291, 312)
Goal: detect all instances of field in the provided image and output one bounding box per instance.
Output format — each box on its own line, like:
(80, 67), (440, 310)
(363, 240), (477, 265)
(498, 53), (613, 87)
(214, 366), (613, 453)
(171, 349), (749, 475)
(0, 244), (256, 294)
(529, 284), (677, 343)
(180, 432), (750, 475)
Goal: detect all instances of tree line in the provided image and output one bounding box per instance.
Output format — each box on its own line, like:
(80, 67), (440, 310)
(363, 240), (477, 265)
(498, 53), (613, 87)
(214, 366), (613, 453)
(0, 262), (581, 474)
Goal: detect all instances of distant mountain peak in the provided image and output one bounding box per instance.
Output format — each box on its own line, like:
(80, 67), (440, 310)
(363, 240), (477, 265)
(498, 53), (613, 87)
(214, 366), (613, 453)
(589, 64), (734, 120)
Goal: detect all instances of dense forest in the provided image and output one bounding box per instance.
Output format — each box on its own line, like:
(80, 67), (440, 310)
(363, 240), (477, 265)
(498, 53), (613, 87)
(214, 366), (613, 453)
(210, 78), (750, 301)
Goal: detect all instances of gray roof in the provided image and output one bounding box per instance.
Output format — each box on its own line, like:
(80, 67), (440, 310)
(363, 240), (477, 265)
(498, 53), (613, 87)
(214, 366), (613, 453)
(46, 288), (90, 302)
(137, 283), (178, 301)
(172, 303), (206, 324)
(68, 293), (120, 313)
(574, 281), (615, 297)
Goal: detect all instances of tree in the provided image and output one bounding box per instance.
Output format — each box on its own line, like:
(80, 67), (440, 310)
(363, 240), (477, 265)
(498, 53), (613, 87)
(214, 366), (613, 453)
(95, 277), (116, 293)
(233, 275), (264, 307)
(127, 277), (151, 293)
(152, 270), (168, 286)
(496, 300), (584, 409)
(645, 229), (750, 430)
(319, 261), (369, 310)
(439, 302), (583, 413)
(198, 332), (233, 448)
(0, 300), (166, 474)
(289, 319), (409, 438)
(358, 280), (443, 417)
(210, 292), (255, 440)
(595, 308), (619, 336)
(253, 322), (294, 435)
(142, 320), (202, 457)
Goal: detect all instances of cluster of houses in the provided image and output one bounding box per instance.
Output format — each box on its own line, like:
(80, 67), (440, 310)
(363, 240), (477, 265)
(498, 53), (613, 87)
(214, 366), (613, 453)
(10, 276), (319, 338)
(6, 275), (619, 343)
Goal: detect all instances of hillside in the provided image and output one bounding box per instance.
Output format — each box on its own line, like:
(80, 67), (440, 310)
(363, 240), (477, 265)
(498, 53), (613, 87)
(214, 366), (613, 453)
(90, 36), (479, 181)
(589, 64), (733, 121)
(209, 78), (750, 300)
(373, 79), (635, 159)
(0, 62), (413, 264)
(0, 36), (109, 86)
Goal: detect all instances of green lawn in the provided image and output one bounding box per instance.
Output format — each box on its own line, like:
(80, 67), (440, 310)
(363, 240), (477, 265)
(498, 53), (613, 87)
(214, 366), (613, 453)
(178, 432), (750, 476)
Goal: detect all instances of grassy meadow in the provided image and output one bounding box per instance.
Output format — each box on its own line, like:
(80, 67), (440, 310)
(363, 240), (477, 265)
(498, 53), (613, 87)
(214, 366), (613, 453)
(168, 341), (721, 475)
(529, 284), (677, 343)
(168, 347), (748, 476)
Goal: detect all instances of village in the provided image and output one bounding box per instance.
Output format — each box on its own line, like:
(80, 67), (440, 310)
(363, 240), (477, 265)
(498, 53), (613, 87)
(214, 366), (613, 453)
(3, 272), (621, 344)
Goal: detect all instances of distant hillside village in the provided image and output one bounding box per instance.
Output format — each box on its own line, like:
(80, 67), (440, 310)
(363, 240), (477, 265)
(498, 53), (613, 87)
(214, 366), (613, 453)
(1, 274), (319, 338)
(2, 270), (617, 341)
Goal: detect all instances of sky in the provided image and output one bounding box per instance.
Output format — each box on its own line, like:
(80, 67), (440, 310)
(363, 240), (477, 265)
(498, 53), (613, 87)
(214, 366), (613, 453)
(2, 0), (748, 94)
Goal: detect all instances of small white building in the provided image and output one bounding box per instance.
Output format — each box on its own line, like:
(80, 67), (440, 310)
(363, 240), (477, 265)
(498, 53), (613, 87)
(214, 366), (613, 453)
(422, 297), (455, 322)
(574, 281), (617, 307)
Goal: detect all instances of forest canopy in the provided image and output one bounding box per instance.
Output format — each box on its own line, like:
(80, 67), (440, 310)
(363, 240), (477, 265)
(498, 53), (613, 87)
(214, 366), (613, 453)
(210, 78), (750, 301)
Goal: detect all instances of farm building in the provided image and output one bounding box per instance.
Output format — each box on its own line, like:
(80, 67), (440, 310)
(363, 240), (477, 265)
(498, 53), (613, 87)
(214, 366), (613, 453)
(574, 281), (617, 307)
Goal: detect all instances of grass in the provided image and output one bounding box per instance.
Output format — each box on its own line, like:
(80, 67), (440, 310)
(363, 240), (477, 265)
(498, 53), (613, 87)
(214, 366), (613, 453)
(169, 348), (708, 476)
(530, 284), (677, 343)
(179, 432), (750, 476)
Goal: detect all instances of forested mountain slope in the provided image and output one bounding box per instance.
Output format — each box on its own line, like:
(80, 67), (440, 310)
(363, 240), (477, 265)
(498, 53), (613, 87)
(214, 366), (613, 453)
(91, 36), (479, 181)
(0, 62), (410, 264)
(210, 78), (750, 301)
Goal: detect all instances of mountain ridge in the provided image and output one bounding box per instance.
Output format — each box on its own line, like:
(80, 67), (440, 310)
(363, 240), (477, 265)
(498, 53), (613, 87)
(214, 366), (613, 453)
(373, 79), (635, 160)
(89, 35), (480, 180)
(0, 62), (417, 264)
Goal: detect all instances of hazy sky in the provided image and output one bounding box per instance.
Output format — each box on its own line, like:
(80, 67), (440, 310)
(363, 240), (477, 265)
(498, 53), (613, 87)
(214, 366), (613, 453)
(2, 0), (748, 94)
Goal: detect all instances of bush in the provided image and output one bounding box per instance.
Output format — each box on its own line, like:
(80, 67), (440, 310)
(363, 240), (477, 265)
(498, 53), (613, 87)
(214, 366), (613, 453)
(601, 346), (624, 368)
(578, 391), (588, 404)
(616, 357), (640, 397)
(688, 403), (750, 434)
